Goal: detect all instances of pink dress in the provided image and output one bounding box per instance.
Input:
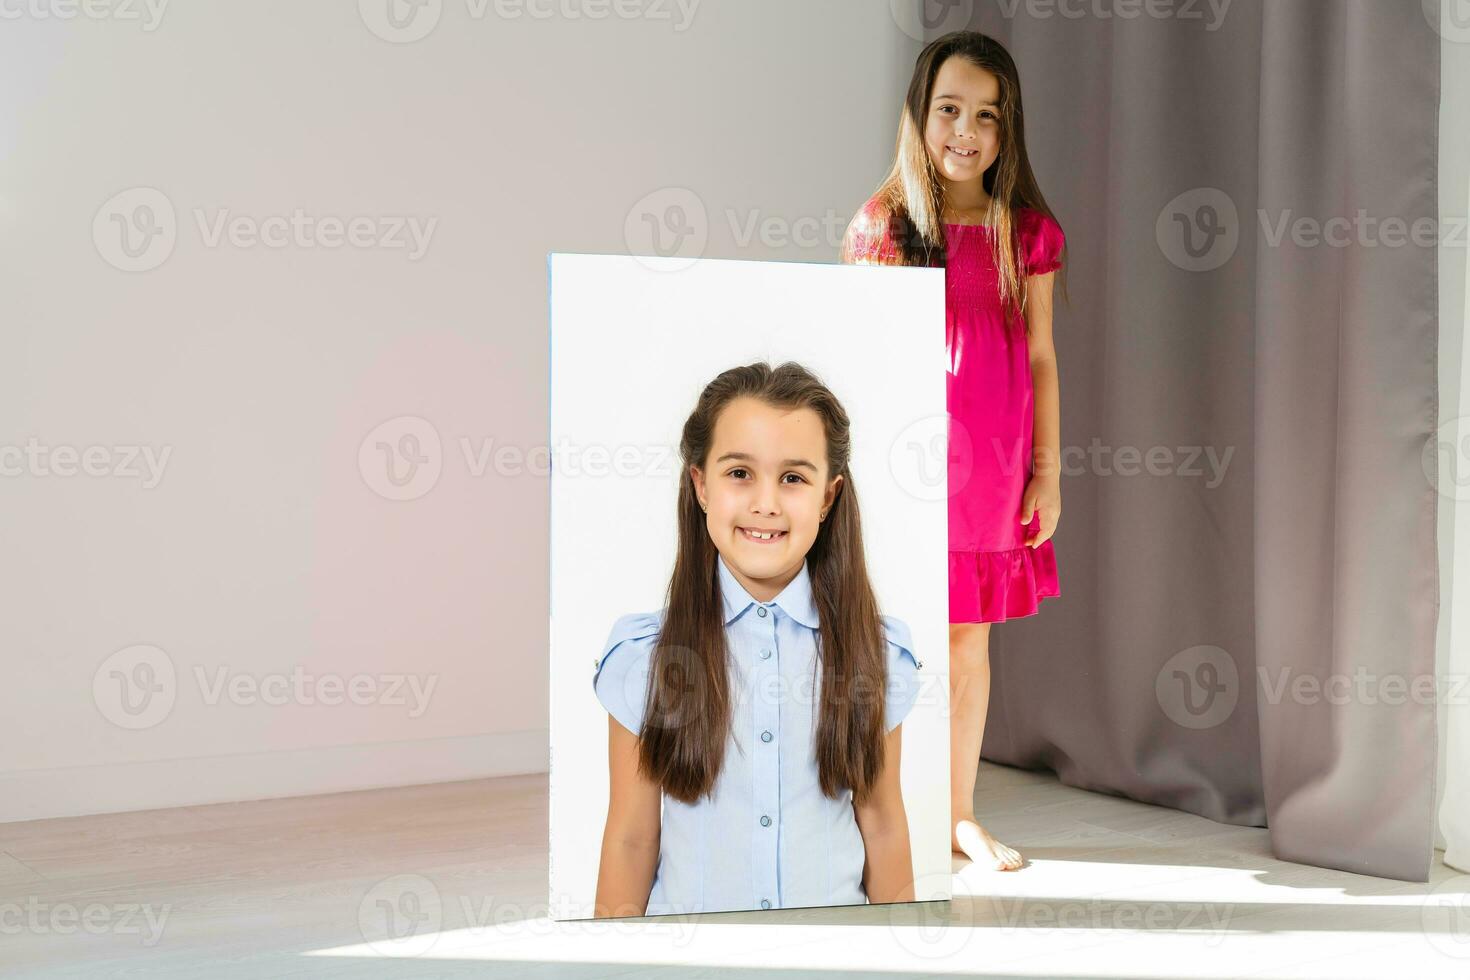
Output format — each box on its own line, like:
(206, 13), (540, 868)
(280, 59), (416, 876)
(845, 202), (1065, 623)
(945, 208), (1064, 622)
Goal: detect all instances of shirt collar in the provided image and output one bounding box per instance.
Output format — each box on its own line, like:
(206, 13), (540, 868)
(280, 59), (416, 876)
(717, 552), (819, 629)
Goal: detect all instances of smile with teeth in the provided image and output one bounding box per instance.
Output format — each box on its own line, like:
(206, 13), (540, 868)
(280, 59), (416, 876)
(947, 145), (978, 157)
(739, 526), (787, 543)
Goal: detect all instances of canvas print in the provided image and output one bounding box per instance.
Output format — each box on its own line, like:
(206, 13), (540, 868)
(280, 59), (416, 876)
(547, 252), (950, 919)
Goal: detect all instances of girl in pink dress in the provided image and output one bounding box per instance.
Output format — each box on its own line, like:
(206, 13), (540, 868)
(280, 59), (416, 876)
(841, 30), (1067, 873)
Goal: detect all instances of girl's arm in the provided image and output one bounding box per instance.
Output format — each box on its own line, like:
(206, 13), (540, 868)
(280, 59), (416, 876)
(853, 723), (915, 904)
(593, 715), (662, 918)
(1022, 268), (1061, 546)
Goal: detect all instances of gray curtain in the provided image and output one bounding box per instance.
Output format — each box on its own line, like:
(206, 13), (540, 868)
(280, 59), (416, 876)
(967, 0), (1440, 881)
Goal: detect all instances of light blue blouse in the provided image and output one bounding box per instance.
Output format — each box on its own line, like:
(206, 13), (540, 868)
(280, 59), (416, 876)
(593, 552), (923, 915)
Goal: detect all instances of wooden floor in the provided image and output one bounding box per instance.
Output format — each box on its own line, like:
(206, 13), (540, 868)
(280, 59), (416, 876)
(3, 763), (1466, 978)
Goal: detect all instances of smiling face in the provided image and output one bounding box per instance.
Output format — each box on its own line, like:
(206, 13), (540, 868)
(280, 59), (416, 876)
(689, 396), (843, 603)
(923, 55), (1002, 191)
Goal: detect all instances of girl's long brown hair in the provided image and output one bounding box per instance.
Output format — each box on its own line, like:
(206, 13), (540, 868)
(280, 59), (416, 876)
(635, 361), (894, 807)
(841, 29), (1069, 320)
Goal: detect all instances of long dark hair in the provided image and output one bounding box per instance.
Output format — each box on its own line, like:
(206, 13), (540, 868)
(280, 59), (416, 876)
(635, 361), (894, 806)
(841, 30), (1068, 319)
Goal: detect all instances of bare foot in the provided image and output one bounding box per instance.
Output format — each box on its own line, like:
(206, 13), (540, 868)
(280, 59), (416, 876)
(953, 817), (1023, 871)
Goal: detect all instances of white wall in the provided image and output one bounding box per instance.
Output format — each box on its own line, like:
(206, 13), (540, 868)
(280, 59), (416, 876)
(0, 0), (920, 821)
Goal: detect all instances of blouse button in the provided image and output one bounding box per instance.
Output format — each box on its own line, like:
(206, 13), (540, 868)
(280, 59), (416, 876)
(761, 730), (772, 743)
(761, 899), (771, 910)
(757, 607), (768, 618)
(760, 649), (771, 660)
(760, 815), (771, 827)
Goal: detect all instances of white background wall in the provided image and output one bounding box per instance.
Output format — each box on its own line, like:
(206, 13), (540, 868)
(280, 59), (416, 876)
(545, 253), (950, 916)
(0, 0), (921, 821)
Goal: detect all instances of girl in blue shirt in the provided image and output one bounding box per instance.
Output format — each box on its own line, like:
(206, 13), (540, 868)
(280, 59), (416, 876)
(592, 360), (924, 917)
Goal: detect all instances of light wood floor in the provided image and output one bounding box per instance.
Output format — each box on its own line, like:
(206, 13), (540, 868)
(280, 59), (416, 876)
(3, 763), (1466, 978)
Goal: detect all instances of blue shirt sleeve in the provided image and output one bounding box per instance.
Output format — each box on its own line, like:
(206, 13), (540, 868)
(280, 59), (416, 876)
(880, 614), (923, 732)
(592, 611), (661, 736)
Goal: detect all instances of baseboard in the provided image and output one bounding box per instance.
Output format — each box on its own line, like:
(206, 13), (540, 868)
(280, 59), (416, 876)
(0, 729), (548, 823)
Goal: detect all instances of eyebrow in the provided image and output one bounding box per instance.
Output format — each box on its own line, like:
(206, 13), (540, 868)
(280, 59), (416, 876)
(715, 451), (818, 473)
(932, 94), (997, 106)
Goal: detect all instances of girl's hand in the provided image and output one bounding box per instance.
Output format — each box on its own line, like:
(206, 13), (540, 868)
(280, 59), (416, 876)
(1020, 473), (1060, 548)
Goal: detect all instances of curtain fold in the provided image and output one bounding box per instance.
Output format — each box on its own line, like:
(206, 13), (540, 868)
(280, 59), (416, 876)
(1436, 0), (1470, 875)
(966, 0), (1440, 881)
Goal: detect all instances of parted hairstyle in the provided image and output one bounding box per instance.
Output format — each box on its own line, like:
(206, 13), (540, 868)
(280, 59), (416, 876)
(634, 361), (895, 807)
(841, 29), (1069, 320)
